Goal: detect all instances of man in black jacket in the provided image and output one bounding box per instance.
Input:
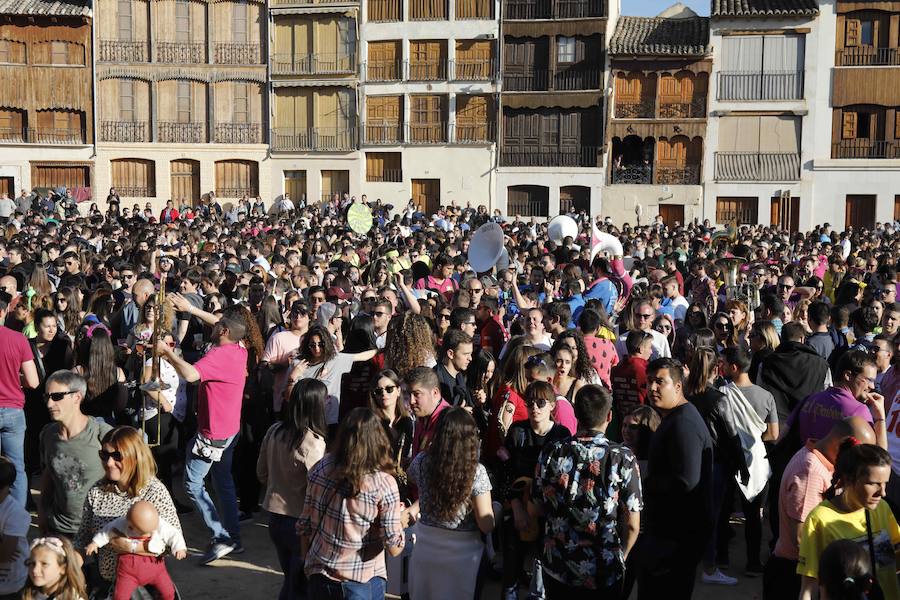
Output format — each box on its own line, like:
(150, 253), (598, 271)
(759, 322), (830, 424)
(433, 329), (473, 408)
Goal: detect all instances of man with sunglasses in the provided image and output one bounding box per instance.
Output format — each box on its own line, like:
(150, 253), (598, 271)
(38, 370), (111, 538)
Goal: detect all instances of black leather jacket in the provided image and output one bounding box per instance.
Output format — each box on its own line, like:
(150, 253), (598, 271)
(688, 386), (749, 478)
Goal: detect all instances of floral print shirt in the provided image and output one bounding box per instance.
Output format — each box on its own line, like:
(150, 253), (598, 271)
(532, 433), (642, 590)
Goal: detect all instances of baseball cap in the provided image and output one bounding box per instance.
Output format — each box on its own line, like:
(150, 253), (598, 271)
(326, 286), (352, 303)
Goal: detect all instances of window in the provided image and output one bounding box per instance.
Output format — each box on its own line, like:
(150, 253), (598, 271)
(0, 109), (24, 141)
(857, 112), (872, 138)
(176, 0), (191, 42)
(0, 40), (25, 64)
(557, 37), (576, 64)
(366, 152), (402, 182)
(719, 35), (805, 100)
(51, 42), (68, 65)
(716, 197), (758, 225)
(119, 80), (135, 121)
(118, 0), (133, 41)
(233, 1), (248, 44)
(111, 158), (156, 197)
(233, 83), (249, 124)
(215, 160), (259, 197)
(177, 81), (191, 123)
(860, 20), (874, 45)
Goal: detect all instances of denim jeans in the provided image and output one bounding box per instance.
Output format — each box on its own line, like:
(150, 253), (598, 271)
(307, 574), (385, 600)
(269, 512), (304, 600)
(0, 408), (26, 506)
(183, 433), (240, 545)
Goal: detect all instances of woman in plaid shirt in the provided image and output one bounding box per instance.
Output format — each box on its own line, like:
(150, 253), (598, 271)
(298, 407), (405, 599)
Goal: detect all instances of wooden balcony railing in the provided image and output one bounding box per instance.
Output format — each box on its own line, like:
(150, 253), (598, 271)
(155, 42), (205, 64)
(503, 69), (549, 91)
(500, 146), (599, 167)
(503, 0), (551, 18)
(214, 123), (262, 144)
(656, 165), (701, 185)
(554, 0), (604, 17)
(408, 60), (448, 81)
(715, 151), (800, 182)
(453, 121), (495, 144)
(272, 51), (355, 75)
(157, 121), (205, 143)
(99, 40), (148, 62)
(101, 121), (149, 142)
(214, 43), (261, 65)
(614, 100), (654, 119)
(452, 59), (497, 81)
(361, 122), (404, 144)
(832, 140), (900, 159)
(717, 71), (803, 101)
(368, 0), (401, 21)
(836, 47), (900, 67)
(365, 60), (403, 82)
(216, 187), (258, 198)
(367, 168), (403, 182)
(0, 128), (25, 143)
(115, 186), (154, 197)
(271, 0), (359, 4)
(28, 128), (86, 144)
(658, 98), (706, 119)
(554, 68), (601, 90)
(407, 122), (449, 144)
(409, 0), (448, 19)
(271, 127), (356, 151)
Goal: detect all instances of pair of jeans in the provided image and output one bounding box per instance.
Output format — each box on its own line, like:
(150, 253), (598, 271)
(0, 408), (26, 506)
(183, 432), (240, 545)
(307, 574), (385, 600)
(269, 512), (305, 600)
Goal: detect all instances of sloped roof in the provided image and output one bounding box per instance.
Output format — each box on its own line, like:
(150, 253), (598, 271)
(0, 0), (91, 17)
(610, 15), (711, 56)
(712, 0), (818, 18)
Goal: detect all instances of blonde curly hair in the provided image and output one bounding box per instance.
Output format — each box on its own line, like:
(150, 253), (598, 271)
(385, 312), (436, 378)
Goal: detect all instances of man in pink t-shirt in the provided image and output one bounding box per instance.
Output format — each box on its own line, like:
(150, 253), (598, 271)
(158, 310), (248, 564)
(0, 295), (39, 507)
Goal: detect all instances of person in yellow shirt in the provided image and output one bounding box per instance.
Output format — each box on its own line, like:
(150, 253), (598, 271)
(798, 442), (900, 600)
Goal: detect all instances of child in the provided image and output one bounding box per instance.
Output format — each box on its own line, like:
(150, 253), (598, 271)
(818, 538), (873, 600)
(0, 456), (28, 598)
(85, 501), (186, 600)
(23, 536), (86, 600)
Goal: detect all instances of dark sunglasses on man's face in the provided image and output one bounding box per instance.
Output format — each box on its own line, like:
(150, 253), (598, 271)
(45, 390), (76, 402)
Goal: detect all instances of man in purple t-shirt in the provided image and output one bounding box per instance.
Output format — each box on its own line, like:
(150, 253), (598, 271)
(0, 295), (39, 506)
(794, 350), (887, 449)
(158, 308), (248, 564)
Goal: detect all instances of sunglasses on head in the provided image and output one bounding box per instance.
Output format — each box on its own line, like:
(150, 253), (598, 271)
(98, 449), (123, 462)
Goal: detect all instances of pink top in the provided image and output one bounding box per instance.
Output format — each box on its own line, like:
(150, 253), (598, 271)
(774, 443), (833, 561)
(195, 342), (249, 440)
(582, 335), (618, 389)
(0, 327), (33, 409)
(553, 396), (578, 436)
(414, 275), (458, 301)
(262, 330), (303, 412)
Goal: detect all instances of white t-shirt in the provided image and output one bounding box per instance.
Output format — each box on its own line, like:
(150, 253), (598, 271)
(298, 353), (356, 425)
(615, 328), (672, 361)
(141, 359), (187, 422)
(0, 494), (28, 593)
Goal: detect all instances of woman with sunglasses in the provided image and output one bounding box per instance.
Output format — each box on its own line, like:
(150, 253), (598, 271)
(54, 287), (81, 340)
(499, 381), (570, 600)
(748, 320), (780, 384)
(712, 313), (740, 353)
(75, 426), (182, 595)
(673, 303), (709, 363)
(652, 314), (676, 349)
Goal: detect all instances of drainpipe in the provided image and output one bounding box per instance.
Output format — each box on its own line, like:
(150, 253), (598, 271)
(90, 11), (99, 207)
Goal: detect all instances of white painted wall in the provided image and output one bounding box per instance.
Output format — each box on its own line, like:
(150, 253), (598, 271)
(0, 144), (95, 197)
(267, 153), (363, 205)
(495, 168), (604, 217)
(602, 184), (703, 225)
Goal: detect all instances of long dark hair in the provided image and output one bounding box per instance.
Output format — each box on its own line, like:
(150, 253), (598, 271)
(819, 539), (874, 600)
(279, 378), (327, 447)
(829, 441), (892, 498)
(78, 327), (118, 398)
(299, 324), (337, 365)
(330, 407), (395, 497)
(466, 348), (495, 400)
(424, 408), (480, 523)
(550, 330), (596, 382)
(344, 314), (377, 353)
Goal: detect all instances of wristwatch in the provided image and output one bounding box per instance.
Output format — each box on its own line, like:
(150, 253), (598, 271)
(130, 539), (138, 554)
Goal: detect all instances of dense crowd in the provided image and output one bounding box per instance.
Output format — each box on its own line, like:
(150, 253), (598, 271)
(0, 189), (895, 600)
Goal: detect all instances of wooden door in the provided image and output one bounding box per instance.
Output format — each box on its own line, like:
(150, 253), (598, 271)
(715, 196), (758, 225)
(31, 164), (89, 192)
(507, 185), (549, 217)
(284, 170), (307, 203)
(845, 194), (876, 229)
(170, 159), (200, 205)
(410, 95), (444, 142)
(455, 40), (492, 79)
(366, 95), (401, 142)
(411, 179), (440, 214)
(770, 196), (800, 232)
(0, 177), (13, 199)
(658, 204), (685, 228)
(559, 185), (589, 214)
(368, 40), (400, 80)
(456, 95), (490, 142)
(321, 170), (349, 203)
(895, 194), (900, 222)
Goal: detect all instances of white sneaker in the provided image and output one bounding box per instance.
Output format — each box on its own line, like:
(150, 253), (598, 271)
(702, 569), (738, 585)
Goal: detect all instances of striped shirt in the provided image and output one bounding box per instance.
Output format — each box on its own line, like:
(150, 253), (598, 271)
(298, 454), (404, 583)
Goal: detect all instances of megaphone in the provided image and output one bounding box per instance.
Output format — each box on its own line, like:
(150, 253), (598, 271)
(547, 215), (578, 244)
(468, 222), (505, 273)
(591, 223), (624, 262)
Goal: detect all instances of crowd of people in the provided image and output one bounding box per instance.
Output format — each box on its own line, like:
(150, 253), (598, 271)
(0, 191), (893, 600)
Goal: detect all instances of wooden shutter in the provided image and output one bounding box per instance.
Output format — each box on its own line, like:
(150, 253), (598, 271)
(233, 1), (248, 43)
(67, 43), (84, 65)
(366, 152), (402, 182)
(457, 94), (490, 141)
(842, 110), (858, 139)
(456, 40), (491, 78)
(678, 73), (694, 104)
(111, 159), (155, 196)
(846, 19), (861, 47)
(215, 160), (258, 197)
(895, 111), (900, 140)
(176, 0), (191, 42)
(118, 0), (133, 41)
(176, 81), (191, 123)
(120, 80), (135, 121)
(233, 83), (249, 124)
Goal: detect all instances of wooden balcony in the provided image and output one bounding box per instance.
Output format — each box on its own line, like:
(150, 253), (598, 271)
(408, 60), (448, 81)
(503, 69), (549, 91)
(272, 51), (355, 75)
(658, 98), (706, 119)
(365, 60), (403, 81)
(214, 123), (262, 144)
(157, 122), (205, 143)
(101, 121), (149, 142)
(271, 0), (359, 4)
(155, 42), (205, 64)
(832, 140), (900, 159)
(500, 146), (599, 167)
(836, 47), (900, 67)
(715, 151), (800, 182)
(99, 40), (147, 62)
(452, 59), (497, 81)
(0, 128), (25, 143)
(0, 127), (87, 145)
(214, 43), (262, 65)
(554, 68), (601, 91)
(503, 68), (600, 91)
(271, 127), (356, 151)
(407, 122), (449, 144)
(454, 121), (495, 144)
(717, 71), (803, 101)
(503, 0), (604, 19)
(361, 122), (404, 144)
(615, 100), (654, 119)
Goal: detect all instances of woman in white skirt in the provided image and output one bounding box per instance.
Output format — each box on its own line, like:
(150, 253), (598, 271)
(406, 408), (495, 600)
